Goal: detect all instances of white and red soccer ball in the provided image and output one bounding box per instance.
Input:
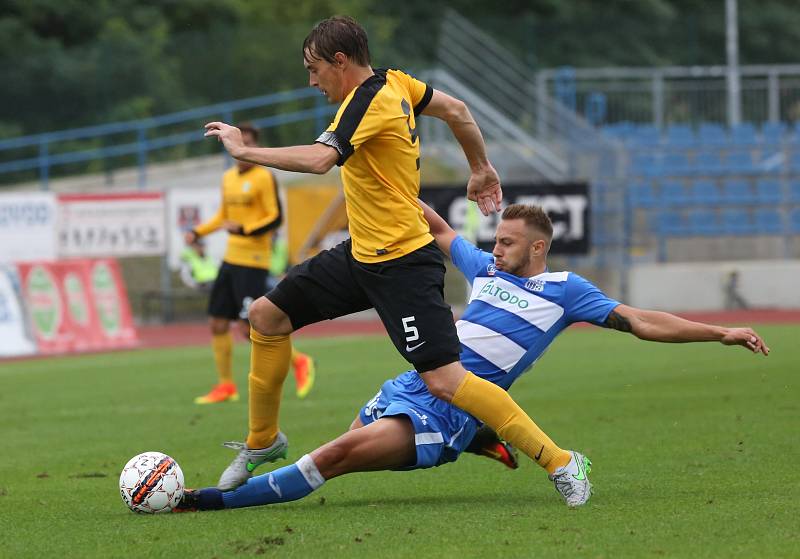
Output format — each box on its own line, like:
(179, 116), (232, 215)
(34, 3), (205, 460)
(119, 452), (184, 513)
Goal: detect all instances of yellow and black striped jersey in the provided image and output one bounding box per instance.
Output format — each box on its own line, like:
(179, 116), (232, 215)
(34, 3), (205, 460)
(316, 68), (434, 263)
(194, 166), (282, 270)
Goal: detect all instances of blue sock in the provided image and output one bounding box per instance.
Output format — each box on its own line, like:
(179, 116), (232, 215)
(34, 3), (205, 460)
(221, 454), (326, 509)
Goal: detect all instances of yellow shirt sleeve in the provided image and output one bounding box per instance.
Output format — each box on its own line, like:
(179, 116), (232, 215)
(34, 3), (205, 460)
(194, 193), (225, 236)
(242, 171), (282, 235)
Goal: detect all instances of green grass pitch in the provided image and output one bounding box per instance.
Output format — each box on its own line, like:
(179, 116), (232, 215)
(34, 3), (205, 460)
(2, 324), (798, 558)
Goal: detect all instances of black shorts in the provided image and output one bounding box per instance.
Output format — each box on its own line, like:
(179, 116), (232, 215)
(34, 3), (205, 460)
(208, 262), (269, 321)
(267, 239), (460, 373)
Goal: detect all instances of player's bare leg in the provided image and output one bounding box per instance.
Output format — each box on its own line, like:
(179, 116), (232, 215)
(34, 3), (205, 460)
(179, 417), (415, 511)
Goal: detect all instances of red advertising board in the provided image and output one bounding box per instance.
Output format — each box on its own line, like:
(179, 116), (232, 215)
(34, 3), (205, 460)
(16, 259), (138, 354)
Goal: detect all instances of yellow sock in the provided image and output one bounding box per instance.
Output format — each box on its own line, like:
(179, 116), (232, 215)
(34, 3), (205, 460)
(211, 332), (233, 383)
(246, 329), (291, 449)
(452, 372), (571, 474)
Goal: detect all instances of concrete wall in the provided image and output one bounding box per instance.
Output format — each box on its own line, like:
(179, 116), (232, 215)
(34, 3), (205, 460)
(629, 260), (800, 311)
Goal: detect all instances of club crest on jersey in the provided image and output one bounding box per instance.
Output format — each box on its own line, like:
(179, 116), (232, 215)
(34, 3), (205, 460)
(242, 182), (251, 192)
(487, 263), (496, 276)
(525, 278), (545, 292)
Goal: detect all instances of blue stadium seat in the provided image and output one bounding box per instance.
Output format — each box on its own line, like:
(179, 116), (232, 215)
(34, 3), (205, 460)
(790, 181), (800, 203)
(722, 179), (755, 205)
(665, 125), (695, 147)
(656, 210), (688, 236)
(628, 182), (658, 209)
(791, 208), (800, 233)
(691, 180), (721, 206)
(660, 181), (690, 207)
(663, 152), (691, 176)
(731, 123), (757, 145)
(698, 123), (727, 146)
(755, 179), (782, 204)
(724, 150), (757, 175)
(693, 151), (724, 176)
(688, 209), (720, 236)
(629, 124), (661, 147)
(761, 122), (787, 145)
(722, 209), (755, 235)
(631, 153), (658, 177)
(754, 209), (783, 235)
(788, 152), (800, 173)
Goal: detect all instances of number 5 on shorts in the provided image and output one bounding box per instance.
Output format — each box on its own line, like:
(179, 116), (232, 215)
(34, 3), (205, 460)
(402, 316), (426, 352)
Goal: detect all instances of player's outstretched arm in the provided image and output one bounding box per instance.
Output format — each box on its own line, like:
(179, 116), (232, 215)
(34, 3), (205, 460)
(606, 304), (770, 355)
(418, 198), (457, 257)
(421, 90), (502, 215)
(204, 122), (339, 174)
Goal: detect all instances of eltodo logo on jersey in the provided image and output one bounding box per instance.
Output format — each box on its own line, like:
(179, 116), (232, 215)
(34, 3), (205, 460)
(525, 278), (545, 292)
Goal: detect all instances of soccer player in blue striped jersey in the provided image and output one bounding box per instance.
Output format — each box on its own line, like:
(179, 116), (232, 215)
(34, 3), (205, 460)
(177, 202), (769, 511)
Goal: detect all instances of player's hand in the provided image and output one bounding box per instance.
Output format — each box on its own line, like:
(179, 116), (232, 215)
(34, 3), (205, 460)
(184, 231), (197, 245)
(466, 163), (502, 215)
(223, 220), (243, 234)
(204, 122), (244, 157)
(721, 327), (770, 355)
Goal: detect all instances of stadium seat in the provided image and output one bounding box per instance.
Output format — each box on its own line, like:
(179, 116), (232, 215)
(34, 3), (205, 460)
(630, 153), (658, 177)
(722, 179), (755, 205)
(687, 209), (720, 236)
(788, 152), (800, 174)
(629, 124), (661, 147)
(755, 179), (782, 205)
(665, 125), (695, 147)
(790, 181), (800, 203)
(698, 123), (727, 146)
(693, 151), (724, 176)
(731, 123), (757, 145)
(663, 152), (691, 176)
(761, 122), (787, 145)
(660, 181), (690, 207)
(791, 208), (800, 233)
(723, 150), (758, 175)
(691, 180), (721, 206)
(722, 209), (755, 235)
(754, 209), (783, 235)
(656, 210), (688, 236)
(628, 182), (658, 208)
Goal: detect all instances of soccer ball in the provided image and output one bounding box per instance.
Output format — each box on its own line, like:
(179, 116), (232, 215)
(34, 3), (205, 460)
(119, 452), (184, 514)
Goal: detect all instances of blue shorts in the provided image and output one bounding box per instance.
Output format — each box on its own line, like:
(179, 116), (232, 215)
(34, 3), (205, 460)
(358, 371), (479, 470)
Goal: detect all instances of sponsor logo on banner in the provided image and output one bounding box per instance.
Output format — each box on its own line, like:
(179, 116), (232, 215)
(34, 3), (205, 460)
(0, 266), (37, 357)
(26, 265), (62, 340)
(64, 272), (90, 326)
(57, 192), (165, 258)
(0, 192), (58, 263)
(91, 261), (121, 336)
(420, 183), (590, 255)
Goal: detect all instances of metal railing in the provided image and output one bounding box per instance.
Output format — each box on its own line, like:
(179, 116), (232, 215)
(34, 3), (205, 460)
(0, 88), (336, 190)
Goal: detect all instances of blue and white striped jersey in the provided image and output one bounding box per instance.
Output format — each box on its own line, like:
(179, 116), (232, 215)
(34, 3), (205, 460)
(451, 235), (620, 389)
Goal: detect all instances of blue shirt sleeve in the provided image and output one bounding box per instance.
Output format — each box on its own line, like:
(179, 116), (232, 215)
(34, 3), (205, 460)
(564, 273), (620, 326)
(449, 235), (493, 284)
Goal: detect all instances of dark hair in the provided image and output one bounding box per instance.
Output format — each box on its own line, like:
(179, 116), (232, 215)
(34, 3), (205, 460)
(303, 16), (370, 66)
(237, 122), (259, 143)
(501, 204), (553, 241)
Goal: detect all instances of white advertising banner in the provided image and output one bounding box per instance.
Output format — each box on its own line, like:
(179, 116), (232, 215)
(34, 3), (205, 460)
(0, 192), (58, 263)
(166, 188), (226, 270)
(57, 192), (166, 258)
(0, 265), (36, 357)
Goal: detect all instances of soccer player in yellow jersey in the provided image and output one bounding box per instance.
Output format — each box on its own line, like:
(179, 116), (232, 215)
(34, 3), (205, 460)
(186, 124), (315, 405)
(204, 16), (574, 495)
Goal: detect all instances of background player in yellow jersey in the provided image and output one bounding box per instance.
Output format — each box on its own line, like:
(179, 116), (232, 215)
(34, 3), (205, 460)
(186, 123), (315, 405)
(204, 16), (571, 494)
